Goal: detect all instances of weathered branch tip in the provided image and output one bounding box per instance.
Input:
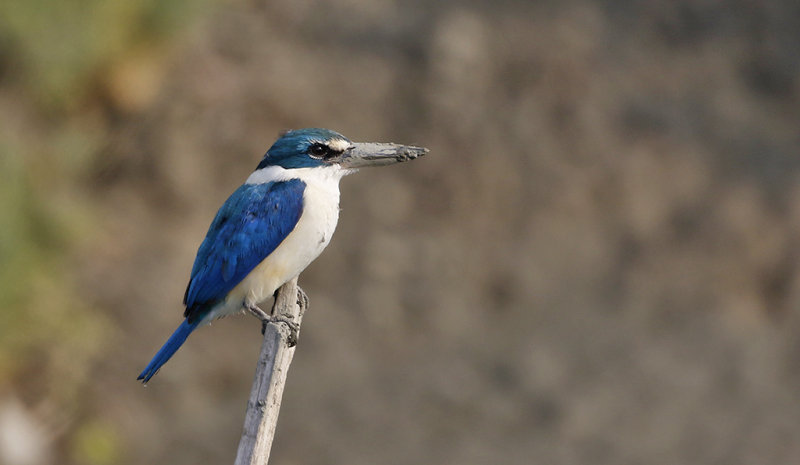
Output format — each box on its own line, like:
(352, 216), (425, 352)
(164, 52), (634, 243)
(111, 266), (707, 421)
(234, 277), (307, 465)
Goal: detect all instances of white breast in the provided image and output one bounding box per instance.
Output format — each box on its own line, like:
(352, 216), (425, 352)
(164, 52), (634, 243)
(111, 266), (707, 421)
(204, 165), (351, 322)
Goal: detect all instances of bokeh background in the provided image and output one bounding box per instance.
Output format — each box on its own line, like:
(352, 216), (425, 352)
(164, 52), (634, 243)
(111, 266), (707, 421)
(2, 1), (800, 464)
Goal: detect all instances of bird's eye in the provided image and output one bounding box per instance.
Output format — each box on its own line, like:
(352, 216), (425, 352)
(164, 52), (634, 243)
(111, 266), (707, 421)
(308, 143), (329, 158)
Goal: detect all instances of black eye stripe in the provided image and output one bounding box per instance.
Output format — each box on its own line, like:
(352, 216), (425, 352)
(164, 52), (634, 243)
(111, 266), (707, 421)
(308, 142), (343, 159)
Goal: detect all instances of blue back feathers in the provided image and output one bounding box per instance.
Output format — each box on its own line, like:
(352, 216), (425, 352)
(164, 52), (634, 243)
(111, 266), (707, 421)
(257, 128), (350, 169)
(183, 179), (306, 322)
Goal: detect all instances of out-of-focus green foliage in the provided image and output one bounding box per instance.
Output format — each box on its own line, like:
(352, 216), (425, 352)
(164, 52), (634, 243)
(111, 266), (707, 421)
(71, 420), (122, 465)
(0, 0), (209, 111)
(0, 0), (214, 379)
(0, 0), (214, 460)
(0, 131), (107, 401)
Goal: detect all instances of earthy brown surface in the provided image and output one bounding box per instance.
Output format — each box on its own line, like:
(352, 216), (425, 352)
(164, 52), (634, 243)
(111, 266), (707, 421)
(3, 1), (800, 464)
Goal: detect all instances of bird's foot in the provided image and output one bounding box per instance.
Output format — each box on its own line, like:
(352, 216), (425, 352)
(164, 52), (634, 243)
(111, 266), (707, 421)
(248, 285), (308, 345)
(270, 314), (300, 347)
(278, 287), (308, 345)
(246, 303), (271, 329)
(296, 285), (309, 312)
(248, 301), (300, 346)
(251, 310), (299, 346)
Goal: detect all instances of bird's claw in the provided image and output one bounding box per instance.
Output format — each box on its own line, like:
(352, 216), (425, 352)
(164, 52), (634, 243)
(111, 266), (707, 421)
(269, 314), (300, 347)
(251, 285), (308, 345)
(254, 309), (299, 345)
(296, 286), (309, 311)
(247, 303), (270, 323)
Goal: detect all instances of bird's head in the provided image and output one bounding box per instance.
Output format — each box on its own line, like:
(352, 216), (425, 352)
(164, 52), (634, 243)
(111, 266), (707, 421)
(257, 128), (428, 171)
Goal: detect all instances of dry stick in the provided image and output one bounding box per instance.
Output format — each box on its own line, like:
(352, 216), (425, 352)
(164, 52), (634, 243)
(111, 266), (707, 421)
(234, 277), (306, 465)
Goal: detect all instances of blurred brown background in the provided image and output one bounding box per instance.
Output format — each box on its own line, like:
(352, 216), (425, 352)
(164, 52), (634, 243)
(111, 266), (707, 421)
(2, 1), (800, 464)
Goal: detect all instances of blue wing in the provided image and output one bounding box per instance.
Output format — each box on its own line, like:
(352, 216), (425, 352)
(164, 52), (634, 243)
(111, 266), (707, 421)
(183, 179), (305, 322)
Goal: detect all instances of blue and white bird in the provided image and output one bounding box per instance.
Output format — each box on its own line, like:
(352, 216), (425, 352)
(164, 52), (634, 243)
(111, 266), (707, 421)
(138, 128), (427, 383)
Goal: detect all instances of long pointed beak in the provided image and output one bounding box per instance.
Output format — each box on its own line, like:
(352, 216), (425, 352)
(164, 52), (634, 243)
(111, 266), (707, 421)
(339, 142), (429, 169)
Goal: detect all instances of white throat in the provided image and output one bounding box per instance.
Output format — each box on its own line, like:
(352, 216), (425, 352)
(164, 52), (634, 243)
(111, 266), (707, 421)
(246, 164), (354, 188)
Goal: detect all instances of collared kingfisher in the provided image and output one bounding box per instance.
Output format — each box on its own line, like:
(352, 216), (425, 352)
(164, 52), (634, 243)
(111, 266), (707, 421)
(138, 128), (428, 383)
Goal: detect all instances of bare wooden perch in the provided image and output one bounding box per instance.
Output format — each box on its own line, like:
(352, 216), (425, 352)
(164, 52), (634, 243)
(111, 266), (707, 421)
(234, 277), (306, 465)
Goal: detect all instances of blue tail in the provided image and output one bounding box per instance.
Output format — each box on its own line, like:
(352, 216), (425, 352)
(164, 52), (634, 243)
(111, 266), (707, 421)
(138, 319), (200, 383)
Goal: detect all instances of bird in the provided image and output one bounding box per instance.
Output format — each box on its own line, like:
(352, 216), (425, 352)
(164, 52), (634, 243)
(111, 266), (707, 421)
(137, 128), (428, 383)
